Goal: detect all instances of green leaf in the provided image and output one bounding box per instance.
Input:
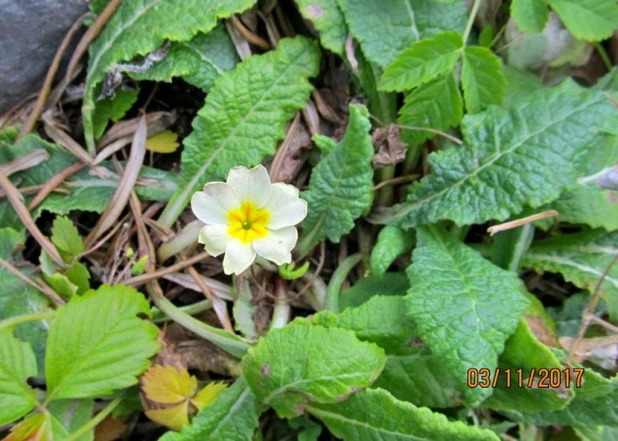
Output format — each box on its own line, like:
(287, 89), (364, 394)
(461, 46), (506, 114)
(379, 31), (463, 92)
(370, 81), (618, 228)
(44, 272), (79, 298)
(66, 262), (91, 295)
(295, 0), (347, 55)
(0, 227), (22, 259)
(45, 284), (160, 400)
(337, 0), (467, 68)
(339, 272), (409, 310)
(307, 388), (499, 441)
(92, 89), (139, 140)
(82, 0), (257, 151)
(370, 226), (414, 278)
(158, 37), (320, 226)
(129, 24), (239, 91)
(51, 216), (84, 259)
(397, 71), (463, 146)
(313, 296), (416, 354)
(548, 0), (618, 41)
(48, 399), (95, 441)
(241, 319), (386, 417)
(502, 65), (543, 108)
(405, 225), (529, 405)
(522, 229), (618, 319)
(298, 104), (374, 251)
(0, 328), (38, 425)
(511, 0), (549, 33)
(159, 377), (259, 441)
(483, 319), (573, 412)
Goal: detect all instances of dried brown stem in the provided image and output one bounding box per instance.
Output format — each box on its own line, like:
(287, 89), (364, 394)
(487, 210), (559, 236)
(0, 150), (49, 177)
(124, 252), (210, 287)
(230, 16), (270, 49)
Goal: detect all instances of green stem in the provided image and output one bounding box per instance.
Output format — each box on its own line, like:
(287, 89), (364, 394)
(271, 278), (290, 329)
(157, 220), (202, 262)
(463, 0), (482, 44)
(595, 42), (613, 72)
(327, 253), (362, 313)
(0, 311), (56, 330)
(64, 397), (121, 441)
(151, 299), (212, 323)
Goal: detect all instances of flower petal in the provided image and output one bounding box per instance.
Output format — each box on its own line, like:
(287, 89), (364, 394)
(191, 183), (239, 225)
(226, 165), (271, 207)
(198, 225), (231, 257)
(223, 240), (256, 275)
(252, 226), (297, 266)
(263, 183), (308, 229)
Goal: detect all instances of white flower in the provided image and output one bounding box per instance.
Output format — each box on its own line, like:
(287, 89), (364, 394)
(190, 165), (308, 275)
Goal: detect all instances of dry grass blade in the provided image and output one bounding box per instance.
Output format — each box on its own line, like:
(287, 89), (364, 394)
(488, 210), (559, 236)
(0, 149), (49, 177)
(85, 115), (147, 247)
(18, 13), (88, 141)
(125, 251), (211, 287)
(29, 162), (86, 210)
(230, 16), (270, 49)
(42, 112), (95, 165)
(0, 173), (67, 268)
(94, 136), (134, 165)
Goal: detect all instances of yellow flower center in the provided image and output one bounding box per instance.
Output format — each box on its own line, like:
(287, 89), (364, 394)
(227, 201), (270, 244)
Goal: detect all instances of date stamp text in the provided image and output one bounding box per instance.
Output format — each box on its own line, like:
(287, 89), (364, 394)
(467, 367), (585, 389)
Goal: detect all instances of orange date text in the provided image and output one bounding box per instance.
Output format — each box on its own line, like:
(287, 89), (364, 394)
(467, 367), (584, 389)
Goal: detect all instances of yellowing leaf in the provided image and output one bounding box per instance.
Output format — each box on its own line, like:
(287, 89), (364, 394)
(146, 402), (190, 432)
(142, 365), (197, 404)
(4, 414), (50, 441)
(145, 131), (180, 154)
(191, 382), (228, 410)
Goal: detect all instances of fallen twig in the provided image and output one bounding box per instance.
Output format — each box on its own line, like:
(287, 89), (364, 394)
(487, 210), (559, 236)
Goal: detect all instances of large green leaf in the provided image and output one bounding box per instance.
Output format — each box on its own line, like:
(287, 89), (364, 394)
(548, 0), (618, 41)
(295, 0), (347, 55)
(0, 328), (38, 425)
(307, 388), (499, 441)
(160, 377), (259, 441)
(370, 81), (618, 228)
(158, 37), (320, 226)
(45, 284), (160, 400)
(337, 0), (467, 68)
(129, 24), (238, 91)
(339, 272), (409, 310)
(522, 229), (618, 318)
(405, 225), (529, 405)
(370, 226), (414, 278)
(241, 319), (386, 417)
(298, 104), (374, 251)
(461, 46), (506, 114)
(379, 31), (463, 92)
(511, 0), (549, 33)
(82, 0), (257, 151)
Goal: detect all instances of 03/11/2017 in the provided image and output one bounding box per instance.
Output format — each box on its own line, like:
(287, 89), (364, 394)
(467, 367), (585, 389)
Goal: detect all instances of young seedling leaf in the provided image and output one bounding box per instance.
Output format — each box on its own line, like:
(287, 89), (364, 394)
(51, 216), (84, 259)
(370, 226), (414, 278)
(142, 365), (197, 404)
(461, 46), (506, 113)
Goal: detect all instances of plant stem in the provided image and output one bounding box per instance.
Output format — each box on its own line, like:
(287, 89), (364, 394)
(326, 253), (362, 313)
(463, 0), (482, 44)
(151, 299), (212, 323)
(157, 219), (203, 262)
(271, 278), (290, 329)
(0, 311), (56, 330)
(65, 397), (121, 441)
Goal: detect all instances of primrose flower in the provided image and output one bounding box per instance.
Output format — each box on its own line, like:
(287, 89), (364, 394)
(191, 165), (307, 275)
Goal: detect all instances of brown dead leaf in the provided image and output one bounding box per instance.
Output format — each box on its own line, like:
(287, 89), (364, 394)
(94, 416), (127, 441)
(372, 124), (407, 168)
(525, 315), (558, 347)
(560, 335), (618, 371)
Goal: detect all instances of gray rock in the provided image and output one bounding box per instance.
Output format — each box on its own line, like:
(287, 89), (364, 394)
(0, 0), (89, 114)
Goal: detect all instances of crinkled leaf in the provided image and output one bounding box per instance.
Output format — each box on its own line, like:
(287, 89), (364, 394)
(461, 46), (506, 114)
(299, 104), (374, 250)
(398, 71), (463, 146)
(142, 365), (197, 404)
(159, 37), (320, 226)
(379, 31), (463, 92)
(372, 81), (618, 228)
(45, 284), (160, 400)
(307, 388), (499, 441)
(338, 0), (467, 68)
(295, 0), (347, 55)
(405, 225), (529, 405)
(82, 0), (257, 150)
(51, 216), (84, 259)
(522, 229), (618, 319)
(129, 24), (238, 91)
(548, 0), (618, 41)
(159, 377), (259, 441)
(0, 329), (38, 425)
(339, 272), (409, 310)
(370, 226), (414, 278)
(511, 0), (549, 33)
(242, 319), (386, 417)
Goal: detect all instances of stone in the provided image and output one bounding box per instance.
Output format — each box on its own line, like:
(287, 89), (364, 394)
(0, 0), (89, 114)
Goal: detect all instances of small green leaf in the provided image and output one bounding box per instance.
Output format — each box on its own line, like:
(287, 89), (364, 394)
(66, 262), (91, 295)
(298, 104), (374, 251)
(461, 46), (506, 113)
(278, 261), (310, 280)
(0, 328), (38, 425)
(160, 377), (260, 441)
(548, 0), (618, 41)
(51, 216), (84, 259)
(92, 89), (139, 141)
(44, 272), (79, 297)
(45, 284), (160, 400)
(131, 255), (149, 276)
(397, 71), (463, 146)
(339, 272), (409, 310)
(370, 226), (414, 278)
(405, 225), (529, 405)
(295, 0), (347, 55)
(511, 0), (549, 33)
(242, 319), (386, 417)
(307, 388), (499, 441)
(379, 31), (463, 92)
